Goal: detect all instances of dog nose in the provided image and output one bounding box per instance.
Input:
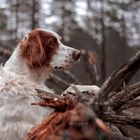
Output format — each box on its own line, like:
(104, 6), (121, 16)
(72, 51), (81, 61)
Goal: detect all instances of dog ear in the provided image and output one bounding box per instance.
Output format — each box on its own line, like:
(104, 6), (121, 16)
(20, 33), (46, 68)
(23, 33), (31, 41)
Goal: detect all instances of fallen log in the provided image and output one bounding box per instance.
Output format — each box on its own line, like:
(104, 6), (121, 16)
(26, 51), (140, 140)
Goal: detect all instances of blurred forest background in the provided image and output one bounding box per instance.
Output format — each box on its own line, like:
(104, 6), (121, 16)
(0, 0), (140, 90)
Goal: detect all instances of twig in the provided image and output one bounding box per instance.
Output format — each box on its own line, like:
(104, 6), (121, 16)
(31, 96), (77, 112)
(104, 113), (140, 128)
(118, 98), (140, 111)
(35, 89), (60, 100)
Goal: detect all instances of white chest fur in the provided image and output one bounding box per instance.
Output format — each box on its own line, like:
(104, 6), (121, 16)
(0, 68), (52, 140)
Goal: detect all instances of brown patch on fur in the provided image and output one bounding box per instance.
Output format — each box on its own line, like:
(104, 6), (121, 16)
(19, 29), (58, 68)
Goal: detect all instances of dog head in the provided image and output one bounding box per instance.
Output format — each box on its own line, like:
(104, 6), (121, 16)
(19, 28), (80, 71)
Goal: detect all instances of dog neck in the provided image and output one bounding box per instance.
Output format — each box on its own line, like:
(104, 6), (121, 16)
(4, 46), (52, 83)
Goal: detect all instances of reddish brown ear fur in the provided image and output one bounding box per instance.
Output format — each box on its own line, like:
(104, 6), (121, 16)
(20, 33), (46, 68)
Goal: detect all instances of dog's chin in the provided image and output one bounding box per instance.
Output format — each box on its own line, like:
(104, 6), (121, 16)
(52, 58), (80, 71)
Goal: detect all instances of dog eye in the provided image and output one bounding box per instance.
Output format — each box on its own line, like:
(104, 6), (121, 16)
(48, 38), (58, 47)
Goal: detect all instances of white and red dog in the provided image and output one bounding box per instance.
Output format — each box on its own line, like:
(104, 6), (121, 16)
(0, 28), (99, 139)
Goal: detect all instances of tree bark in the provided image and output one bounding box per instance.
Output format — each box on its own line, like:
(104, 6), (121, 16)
(99, 51), (140, 102)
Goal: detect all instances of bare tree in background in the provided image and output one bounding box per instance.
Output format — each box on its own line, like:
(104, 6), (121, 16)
(49, 0), (76, 42)
(31, 0), (39, 29)
(15, 0), (19, 40)
(85, 0), (107, 84)
(31, 0), (36, 29)
(100, 0), (106, 83)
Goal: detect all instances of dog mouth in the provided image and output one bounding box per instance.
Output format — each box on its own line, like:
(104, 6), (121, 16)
(53, 58), (80, 71)
(54, 66), (63, 70)
(54, 65), (72, 70)
(54, 63), (76, 70)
